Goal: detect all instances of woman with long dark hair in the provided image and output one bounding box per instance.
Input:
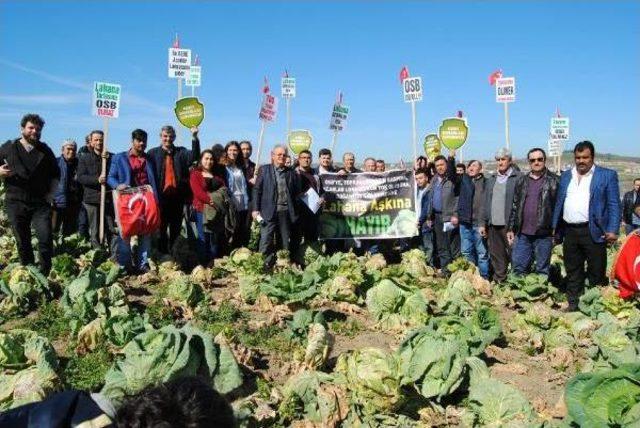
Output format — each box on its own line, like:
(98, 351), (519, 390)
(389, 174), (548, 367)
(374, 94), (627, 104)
(190, 149), (226, 265)
(225, 141), (250, 248)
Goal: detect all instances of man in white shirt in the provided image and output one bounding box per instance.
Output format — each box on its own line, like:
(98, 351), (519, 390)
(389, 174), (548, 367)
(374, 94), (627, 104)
(552, 141), (621, 311)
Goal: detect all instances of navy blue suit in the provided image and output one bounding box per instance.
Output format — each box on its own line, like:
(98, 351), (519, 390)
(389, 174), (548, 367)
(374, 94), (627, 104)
(551, 165), (621, 307)
(552, 165), (621, 243)
(107, 151), (159, 198)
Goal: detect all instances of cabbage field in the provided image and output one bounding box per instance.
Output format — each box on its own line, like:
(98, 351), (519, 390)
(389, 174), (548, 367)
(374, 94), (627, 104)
(1, 191), (639, 426)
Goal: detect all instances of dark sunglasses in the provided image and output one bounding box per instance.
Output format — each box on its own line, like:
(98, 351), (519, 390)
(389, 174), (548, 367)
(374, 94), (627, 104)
(528, 157), (545, 163)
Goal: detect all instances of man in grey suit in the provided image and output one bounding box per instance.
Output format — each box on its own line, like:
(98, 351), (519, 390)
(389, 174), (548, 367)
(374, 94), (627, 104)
(252, 145), (302, 268)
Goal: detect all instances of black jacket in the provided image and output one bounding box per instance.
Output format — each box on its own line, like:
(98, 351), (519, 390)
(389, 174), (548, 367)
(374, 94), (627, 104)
(253, 164), (301, 222)
(457, 173), (486, 225)
(147, 136), (200, 203)
(623, 190), (639, 225)
(0, 139), (60, 203)
(508, 169), (560, 236)
(77, 150), (113, 205)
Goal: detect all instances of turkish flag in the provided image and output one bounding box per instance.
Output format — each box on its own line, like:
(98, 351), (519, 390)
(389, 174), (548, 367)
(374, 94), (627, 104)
(399, 66), (409, 83)
(113, 185), (161, 239)
(488, 69), (503, 86)
(612, 231), (640, 299)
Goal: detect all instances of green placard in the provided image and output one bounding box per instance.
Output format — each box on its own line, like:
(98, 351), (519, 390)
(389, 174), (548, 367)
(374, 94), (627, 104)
(423, 134), (441, 158)
(438, 118), (469, 150)
(288, 130), (313, 155)
(174, 97), (205, 128)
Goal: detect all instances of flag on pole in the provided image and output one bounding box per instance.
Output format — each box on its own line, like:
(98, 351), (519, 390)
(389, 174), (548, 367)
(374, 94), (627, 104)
(283, 69), (289, 78)
(337, 90), (343, 104)
(457, 110), (464, 118)
(399, 66), (409, 83)
(194, 54), (200, 66)
(262, 76), (270, 94)
(612, 231), (640, 299)
(488, 69), (503, 85)
(172, 33), (180, 48)
(556, 107), (561, 118)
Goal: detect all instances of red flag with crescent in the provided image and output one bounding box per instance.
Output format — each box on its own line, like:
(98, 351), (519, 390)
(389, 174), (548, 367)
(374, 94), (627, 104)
(612, 231), (640, 299)
(489, 69), (503, 85)
(399, 66), (409, 83)
(114, 185), (161, 239)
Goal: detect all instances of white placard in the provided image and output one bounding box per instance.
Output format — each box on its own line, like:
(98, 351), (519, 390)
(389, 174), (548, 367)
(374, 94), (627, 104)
(329, 103), (350, 131)
(496, 77), (516, 103)
(92, 81), (121, 118)
(185, 66), (201, 87)
(168, 48), (191, 79)
(548, 139), (562, 157)
(281, 77), (296, 98)
(550, 117), (570, 141)
(259, 94), (278, 122)
(402, 76), (423, 103)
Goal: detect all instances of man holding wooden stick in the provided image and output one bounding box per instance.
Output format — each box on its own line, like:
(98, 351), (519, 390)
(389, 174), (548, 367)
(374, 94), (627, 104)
(77, 130), (116, 254)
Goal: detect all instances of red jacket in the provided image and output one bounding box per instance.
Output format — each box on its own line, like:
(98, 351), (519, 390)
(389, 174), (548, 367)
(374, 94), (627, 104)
(189, 168), (225, 212)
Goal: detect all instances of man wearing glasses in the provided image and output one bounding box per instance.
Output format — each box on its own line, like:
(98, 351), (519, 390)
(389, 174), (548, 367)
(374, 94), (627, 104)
(480, 148), (521, 283)
(506, 148), (559, 277)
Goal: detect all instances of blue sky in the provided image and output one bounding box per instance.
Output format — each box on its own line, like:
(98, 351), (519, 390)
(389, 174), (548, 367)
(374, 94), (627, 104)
(1, 1), (638, 164)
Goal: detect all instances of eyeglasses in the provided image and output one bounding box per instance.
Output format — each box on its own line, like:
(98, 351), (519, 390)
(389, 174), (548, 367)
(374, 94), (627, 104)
(528, 157), (545, 163)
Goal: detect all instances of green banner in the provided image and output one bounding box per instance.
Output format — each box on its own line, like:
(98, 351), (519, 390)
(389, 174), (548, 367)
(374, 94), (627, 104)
(318, 170), (417, 239)
(288, 130), (312, 155)
(423, 134), (441, 158)
(174, 97), (205, 128)
(438, 118), (469, 150)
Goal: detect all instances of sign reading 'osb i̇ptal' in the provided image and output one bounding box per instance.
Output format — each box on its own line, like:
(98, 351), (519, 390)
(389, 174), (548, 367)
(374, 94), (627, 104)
(168, 48), (191, 79)
(93, 81), (121, 118)
(402, 76), (423, 103)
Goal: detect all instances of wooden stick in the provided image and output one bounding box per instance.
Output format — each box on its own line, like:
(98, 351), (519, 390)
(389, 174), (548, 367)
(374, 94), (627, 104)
(254, 121), (266, 177)
(411, 100), (417, 164)
(330, 130), (338, 153)
(504, 102), (510, 150)
(99, 117), (109, 244)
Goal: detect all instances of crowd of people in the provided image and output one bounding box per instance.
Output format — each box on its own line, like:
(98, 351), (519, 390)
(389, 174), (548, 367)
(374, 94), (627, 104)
(2, 114), (640, 313)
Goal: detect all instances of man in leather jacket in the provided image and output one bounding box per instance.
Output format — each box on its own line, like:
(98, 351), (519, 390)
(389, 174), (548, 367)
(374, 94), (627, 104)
(507, 148), (559, 276)
(622, 178), (640, 234)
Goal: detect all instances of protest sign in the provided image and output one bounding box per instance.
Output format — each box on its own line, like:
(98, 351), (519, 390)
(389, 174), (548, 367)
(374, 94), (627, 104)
(438, 118), (469, 150)
(548, 139), (562, 157)
(168, 48), (191, 79)
(288, 130), (312, 155)
(495, 77), (516, 103)
(550, 117), (570, 141)
(92, 81), (121, 118)
(329, 103), (350, 132)
(259, 93), (278, 122)
(281, 77), (296, 98)
(402, 76), (423, 103)
(185, 65), (201, 87)
(423, 134), (441, 158)
(318, 170), (417, 240)
(174, 97), (205, 128)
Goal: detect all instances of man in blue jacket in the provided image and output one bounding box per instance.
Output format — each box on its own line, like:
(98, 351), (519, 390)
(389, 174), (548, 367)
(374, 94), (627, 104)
(415, 168), (434, 265)
(107, 129), (158, 273)
(52, 139), (82, 238)
(552, 141), (621, 311)
(456, 160), (489, 279)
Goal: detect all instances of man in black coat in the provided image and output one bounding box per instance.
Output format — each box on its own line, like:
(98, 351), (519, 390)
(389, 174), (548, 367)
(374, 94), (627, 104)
(252, 144), (302, 268)
(0, 114), (60, 274)
(76, 129), (117, 254)
(147, 125), (200, 253)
